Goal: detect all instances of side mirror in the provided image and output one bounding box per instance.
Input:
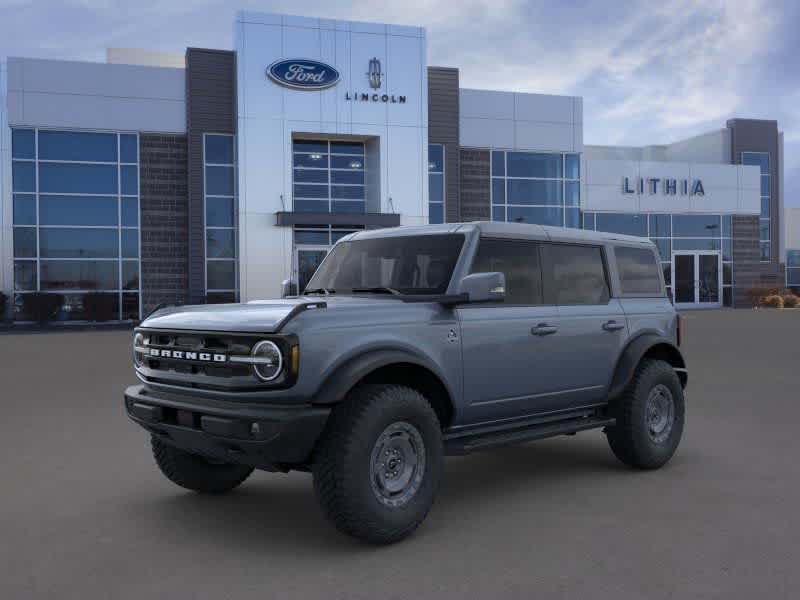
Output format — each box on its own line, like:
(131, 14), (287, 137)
(280, 279), (297, 298)
(456, 272), (506, 303)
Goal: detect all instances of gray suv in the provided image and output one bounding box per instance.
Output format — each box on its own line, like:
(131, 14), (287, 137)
(125, 222), (686, 544)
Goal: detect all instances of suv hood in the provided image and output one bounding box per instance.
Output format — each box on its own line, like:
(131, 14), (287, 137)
(140, 297), (391, 333)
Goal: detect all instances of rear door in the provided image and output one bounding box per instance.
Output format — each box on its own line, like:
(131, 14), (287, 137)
(538, 242), (628, 410)
(457, 238), (563, 424)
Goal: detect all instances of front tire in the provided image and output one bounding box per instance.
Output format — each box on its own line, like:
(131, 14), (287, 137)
(151, 436), (254, 493)
(605, 359), (685, 469)
(312, 384), (443, 544)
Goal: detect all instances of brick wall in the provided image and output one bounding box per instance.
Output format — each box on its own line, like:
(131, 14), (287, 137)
(428, 67), (460, 222)
(139, 134), (189, 316)
(459, 149), (490, 221)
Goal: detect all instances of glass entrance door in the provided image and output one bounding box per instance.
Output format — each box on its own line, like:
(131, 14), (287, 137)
(671, 252), (721, 308)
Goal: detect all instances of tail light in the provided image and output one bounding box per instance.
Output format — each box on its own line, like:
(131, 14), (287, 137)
(676, 314), (682, 346)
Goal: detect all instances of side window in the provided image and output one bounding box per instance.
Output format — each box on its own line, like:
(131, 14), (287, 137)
(469, 238), (542, 305)
(615, 246), (663, 295)
(540, 243), (610, 305)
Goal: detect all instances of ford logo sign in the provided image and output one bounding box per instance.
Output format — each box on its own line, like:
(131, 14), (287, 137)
(267, 59), (340, 90)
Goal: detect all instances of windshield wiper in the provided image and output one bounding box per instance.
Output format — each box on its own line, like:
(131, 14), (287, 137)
(303, 287), (335, 295)
(351, 286), (402, 296)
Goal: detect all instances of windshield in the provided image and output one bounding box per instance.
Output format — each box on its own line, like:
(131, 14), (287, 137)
(305, 234), (465, 296)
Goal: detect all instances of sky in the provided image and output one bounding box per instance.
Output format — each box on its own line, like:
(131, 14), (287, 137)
(1, 0), (798, 204)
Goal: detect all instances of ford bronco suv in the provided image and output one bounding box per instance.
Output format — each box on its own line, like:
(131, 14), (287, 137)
(125, 222), (686, 544)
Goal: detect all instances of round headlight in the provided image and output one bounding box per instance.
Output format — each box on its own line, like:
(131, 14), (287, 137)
(251, 340), (283, 381)
(133, 332), (145, 367)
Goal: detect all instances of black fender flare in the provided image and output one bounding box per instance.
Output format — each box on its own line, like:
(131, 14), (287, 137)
(311, 348), (455, 408)
(607, 333), (687, 400)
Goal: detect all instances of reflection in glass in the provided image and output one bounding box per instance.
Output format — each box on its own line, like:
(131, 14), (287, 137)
(206, 197), (235, 227)
(507, 152), (562, 178)
(13, 228), (37, 258)
(205, 166), (235, 196)
(507, 179), (562, 206)
(14, 261), (37, 291)
(13, 194), (36, 225)
(207, 260), (236, 290)
(39, 163), (118, 194)
(40, 261), (119, 290)
(205, 135), (234, 164)
(40, 228), (118, 258)
(40, 195), (118, 226)
(206, 229), (236, 259)
(12, 129), (35, 159)
(38, 130), (117, 162)
(674, 255), (695, 303)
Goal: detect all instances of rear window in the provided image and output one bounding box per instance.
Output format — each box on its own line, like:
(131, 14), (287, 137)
(540, 243), (610, 305)
(615, 246), (663, 295)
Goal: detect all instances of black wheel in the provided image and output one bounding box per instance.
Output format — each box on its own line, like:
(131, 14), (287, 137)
(312, 384), (443, 544)
(605, 359), (685, 469)
(151, 436), (254, 493)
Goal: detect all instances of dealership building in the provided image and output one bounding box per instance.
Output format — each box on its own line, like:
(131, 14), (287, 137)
(0, 10), (793, 320)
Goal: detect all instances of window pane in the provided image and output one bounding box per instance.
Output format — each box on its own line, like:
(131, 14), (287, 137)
(40, 195), (118, 226)
(470, 238), (542, 305)
(492, 206), (505, 222)
(722, 238), (732, 261)
(595, 213), (647, 237)
(294, 168), (329, 183)
(294, 199), (328, 212)
(565, 207), (580, 229)
(491, 151), (505, 177)
(721, 215), (732, 237)
(492, 179), (505, 205)
(207, 260), (236, 290)
(121, 198), (139, 227)
(673, 238), (721, 252)
(428, 145), (444, 172)
(653, 238), (671, 261)
(429, 173), (444, 204)
(507, 206), (563, 226)
(330, 141), (364, 155)
(649, 214), (671, 237)
(205, 166), (235, 195)
(787, 268), (800, 285)
(331, 155), (362, 169)
(429, 202), (443, 224)
(761, 197), (770, 218)
(121, 165), (138, 195)
(122, 229), (139, 258)
(205, 135), (234, 164)
(13, 194), (36, 225)
(507, 152), (562, 178)
(12, 129), (35, 159)
(40, 260), (119, 290)
(331, 185), (364, 200)
(565, 181), (579, 206)
(331, 200), (365, 213)
(40, 228), (118, 258)
(615, 246), (662, 295)
(507, 180), (562, 205)
(294, 184), (329, 199)
(565, 154), (580, 179)
(14, 261), (37, 291)
(38, 130), (117, 162)
(13, 227), (37, 258)
(331, 170), (364, 185)
(120, 134), (138, 163)
(122, 293), (140, 320)
(760, 242), (770, 261)
(541, 243), (610, 305)
(583, 212), (595, 230)
(122, 261), (139, 290)
(207, 229), (236, 258)
(206, 197), (234, 227)
(672, 215), (721, 237)
(760, 175), (770, 196)
(331, 229), (359, 243)
(787, 251), (800, 268)
(12, 161), (35, 192)
(294, 153), (329, 168)
(293, 140), (328, 154)
(759, 219), (770, 241)
(294, 230), (330, 245)
(39, 163), (118, 194)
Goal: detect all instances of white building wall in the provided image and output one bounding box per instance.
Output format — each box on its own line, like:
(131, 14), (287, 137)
(585, 129), (731, 165)
(106, 48), (186, 69)
(235, 11), (429, 301)
(459, 89), (582, 152)
(7, 57), (185, 132)
(785, 206), (800, 250)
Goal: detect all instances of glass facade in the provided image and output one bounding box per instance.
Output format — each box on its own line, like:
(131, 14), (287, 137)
(491, 150), (580, 228)
(11, 128), (140, 320)
(787, 250), (800, 287)
(428, 144), (444, 224)
(292, 225), (364, 291)
(292, 140), (365, 213)
(583, 212), (734, 306)
(742, 152), (770, 261)
(204, 134), (238, 300)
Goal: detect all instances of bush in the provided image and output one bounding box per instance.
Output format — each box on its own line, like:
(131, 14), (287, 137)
(762, 295), (784, 309)
(782, 294), (799, 308)
(22, 293), (64, 324)
(83, 292), (118, 321)
(0, 292), (7, 322)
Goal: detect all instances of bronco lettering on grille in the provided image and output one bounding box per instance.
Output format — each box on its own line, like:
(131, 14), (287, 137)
(149, 348), (227, 362)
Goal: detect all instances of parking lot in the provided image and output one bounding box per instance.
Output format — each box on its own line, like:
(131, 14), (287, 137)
(1, 309), (798, 599)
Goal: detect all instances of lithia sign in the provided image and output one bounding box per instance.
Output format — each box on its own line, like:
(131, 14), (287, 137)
(267, 57), (406, 103)
(623, 177), (705, 196)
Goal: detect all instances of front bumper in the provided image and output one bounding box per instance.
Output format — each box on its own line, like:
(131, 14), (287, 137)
(124, 384), (330, 471)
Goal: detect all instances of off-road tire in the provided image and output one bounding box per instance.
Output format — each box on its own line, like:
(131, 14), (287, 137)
(151, 436), (254, 493)
(605, 359), (685, 469)
(312, 384), (443, 544)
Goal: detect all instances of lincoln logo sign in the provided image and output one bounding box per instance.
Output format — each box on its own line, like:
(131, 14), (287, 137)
(623, 177), (705, 196)
(267, 59), (340, 90)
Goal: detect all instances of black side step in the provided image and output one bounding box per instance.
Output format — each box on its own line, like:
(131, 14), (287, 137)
(444, 416), (615, 456)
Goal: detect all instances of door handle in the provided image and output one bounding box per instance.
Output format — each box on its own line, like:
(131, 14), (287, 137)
(602, 320), (625, 332)
(531, 323), (558, 336)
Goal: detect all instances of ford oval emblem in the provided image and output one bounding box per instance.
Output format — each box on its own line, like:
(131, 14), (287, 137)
(267, 59), (340, 90)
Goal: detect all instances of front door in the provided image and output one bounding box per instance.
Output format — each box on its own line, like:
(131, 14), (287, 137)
(671, 251), (721, 308)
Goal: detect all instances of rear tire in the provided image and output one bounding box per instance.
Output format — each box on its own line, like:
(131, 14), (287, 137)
(605, 359), (685, 469)
(151, 436), (254, 493)
(312, 384), (443, 544)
